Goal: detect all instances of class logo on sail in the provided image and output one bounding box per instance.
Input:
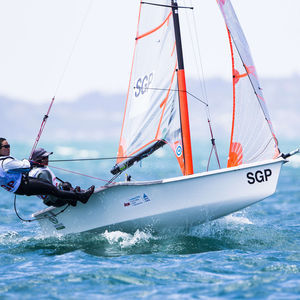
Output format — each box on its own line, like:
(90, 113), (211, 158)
(176, 145), (182, 157)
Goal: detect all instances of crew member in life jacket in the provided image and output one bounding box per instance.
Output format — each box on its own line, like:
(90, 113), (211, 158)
(0, 138), (94, 206)
(29, 147), (86, 207)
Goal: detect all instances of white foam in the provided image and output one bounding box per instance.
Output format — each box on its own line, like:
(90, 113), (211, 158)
(0, 231), (19, 242)
(102, 229), (153, 248)
(0, 230), (34, 245)
(223, 214), (253, 225)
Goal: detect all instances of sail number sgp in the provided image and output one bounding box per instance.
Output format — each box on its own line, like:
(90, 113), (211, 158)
(135, 73), (153, 98)
(246, 169), (272, 184)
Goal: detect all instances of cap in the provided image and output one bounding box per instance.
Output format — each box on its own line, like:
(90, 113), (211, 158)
(31, 147), (53, 161)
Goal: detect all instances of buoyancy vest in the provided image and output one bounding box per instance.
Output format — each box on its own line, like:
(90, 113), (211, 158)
(0, 156), (23, 193)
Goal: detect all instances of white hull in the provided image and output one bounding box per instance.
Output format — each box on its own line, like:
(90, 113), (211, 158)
(33, 158), (285, 236)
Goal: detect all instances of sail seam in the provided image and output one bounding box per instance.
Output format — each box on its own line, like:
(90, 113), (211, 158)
(136, 12), (172, 40)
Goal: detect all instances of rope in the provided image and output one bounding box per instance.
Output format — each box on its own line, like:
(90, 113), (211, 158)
(14, 195), (70, 223)
(206, 119), (221, 171)
(105, 173), (122, 186)
(184, 0), (208, 104)
(49, 156), (133, 163)
(48, 164), (110, 183)
(53, 0), (94, 97)
(29, 156), (135, 184)
(181, 0), (221, 171)
(138, 86), (208, 106)
(26, 158), (117, 183)
(29, 1), (93, 159)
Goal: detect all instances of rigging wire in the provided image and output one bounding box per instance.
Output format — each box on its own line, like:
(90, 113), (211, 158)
(47, 164), (110, 183)
(30, 0), (94, 157)
(49, 156), (134, 163)
(53, 0), (94, 97)
(183, 0), (208, 105)
(138, 86), (208, 106)
(183, 0), (221, 170)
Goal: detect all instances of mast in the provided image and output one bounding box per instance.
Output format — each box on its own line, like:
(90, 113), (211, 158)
(171, 0), (194, 175)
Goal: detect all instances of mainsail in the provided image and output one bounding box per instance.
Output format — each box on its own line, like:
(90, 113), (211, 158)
(217, 0), (279, 167)
(113, 0), (192, 175)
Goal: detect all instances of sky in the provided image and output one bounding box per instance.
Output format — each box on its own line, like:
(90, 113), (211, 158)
(0, 0), (299, 103)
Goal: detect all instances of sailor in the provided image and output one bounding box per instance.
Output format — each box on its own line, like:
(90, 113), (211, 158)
(0, 138), (94, 206)
(29, 147), (85, 207)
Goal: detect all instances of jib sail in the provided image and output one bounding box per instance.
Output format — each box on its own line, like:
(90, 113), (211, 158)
(217, 0), (279, 167)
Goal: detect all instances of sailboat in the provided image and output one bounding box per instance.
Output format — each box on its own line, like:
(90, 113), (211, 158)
(33, 0), (291, 236)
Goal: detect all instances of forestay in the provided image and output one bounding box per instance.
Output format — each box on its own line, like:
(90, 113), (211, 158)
(116, 0), (185, 173)
(217, 0), (279, 167)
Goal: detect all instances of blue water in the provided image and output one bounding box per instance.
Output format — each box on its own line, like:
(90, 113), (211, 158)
(0, 141), (299, 299)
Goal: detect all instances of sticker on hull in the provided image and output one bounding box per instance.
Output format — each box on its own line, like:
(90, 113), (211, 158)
(124, 193), (151, 207)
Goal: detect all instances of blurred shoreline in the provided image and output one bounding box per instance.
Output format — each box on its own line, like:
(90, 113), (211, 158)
(1, 76), (299, 145)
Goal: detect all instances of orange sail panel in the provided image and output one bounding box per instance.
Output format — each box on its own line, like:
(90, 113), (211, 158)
(116, 1), (186, 175)
(228, 142), (243, 167)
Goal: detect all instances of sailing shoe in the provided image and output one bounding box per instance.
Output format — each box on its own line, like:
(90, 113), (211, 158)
(77, 185), (95, 204)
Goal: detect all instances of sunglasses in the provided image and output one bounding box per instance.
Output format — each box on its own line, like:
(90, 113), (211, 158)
(0, 144), (10, 149)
